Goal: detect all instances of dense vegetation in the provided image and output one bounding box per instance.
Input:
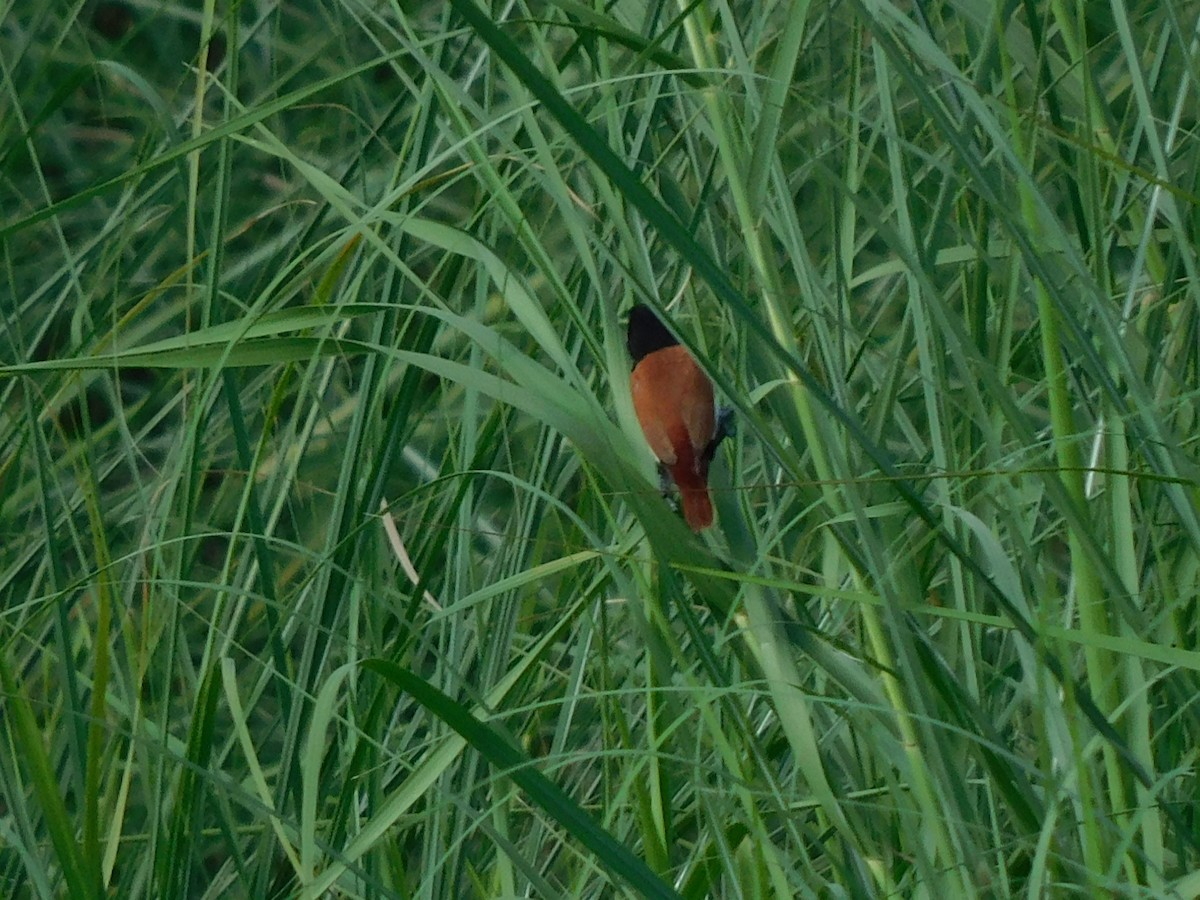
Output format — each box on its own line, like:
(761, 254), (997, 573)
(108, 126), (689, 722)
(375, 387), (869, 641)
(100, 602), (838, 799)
(2, 1), (1198, 896)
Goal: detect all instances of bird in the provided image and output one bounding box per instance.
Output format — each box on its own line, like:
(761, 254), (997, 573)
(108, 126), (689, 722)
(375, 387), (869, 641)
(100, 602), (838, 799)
(626, 304), (731, 531)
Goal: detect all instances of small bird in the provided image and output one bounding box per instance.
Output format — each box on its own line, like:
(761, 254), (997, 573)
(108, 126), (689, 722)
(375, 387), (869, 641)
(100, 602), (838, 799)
(627, 304), (730, 531)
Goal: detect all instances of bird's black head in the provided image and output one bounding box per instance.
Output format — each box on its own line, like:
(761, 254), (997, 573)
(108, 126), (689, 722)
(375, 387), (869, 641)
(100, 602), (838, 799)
(627, 304), (679, 365)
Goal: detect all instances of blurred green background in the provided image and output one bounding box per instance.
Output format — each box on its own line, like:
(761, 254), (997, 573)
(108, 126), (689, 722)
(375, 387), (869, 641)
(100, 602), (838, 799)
(2, 1), (1199, 896)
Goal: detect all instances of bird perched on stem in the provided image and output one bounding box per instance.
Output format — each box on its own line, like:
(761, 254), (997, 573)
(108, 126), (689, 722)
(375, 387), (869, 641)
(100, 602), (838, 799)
(627, 304), (732, 531)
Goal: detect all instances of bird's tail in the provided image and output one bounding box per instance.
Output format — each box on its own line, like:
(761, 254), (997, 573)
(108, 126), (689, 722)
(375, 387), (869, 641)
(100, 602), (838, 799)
(679, 484), (713, 531)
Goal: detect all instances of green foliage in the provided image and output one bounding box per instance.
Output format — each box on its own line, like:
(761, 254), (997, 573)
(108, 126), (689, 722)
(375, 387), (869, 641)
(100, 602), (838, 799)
(1, 0), (1198, 896)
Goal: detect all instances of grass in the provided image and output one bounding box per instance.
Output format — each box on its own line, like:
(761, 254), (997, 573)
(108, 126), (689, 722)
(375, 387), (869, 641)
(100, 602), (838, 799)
(2, 0), (1199, 896)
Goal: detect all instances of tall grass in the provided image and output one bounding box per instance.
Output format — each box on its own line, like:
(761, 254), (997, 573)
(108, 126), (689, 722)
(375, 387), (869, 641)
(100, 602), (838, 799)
(1, 0), (1198, 896)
